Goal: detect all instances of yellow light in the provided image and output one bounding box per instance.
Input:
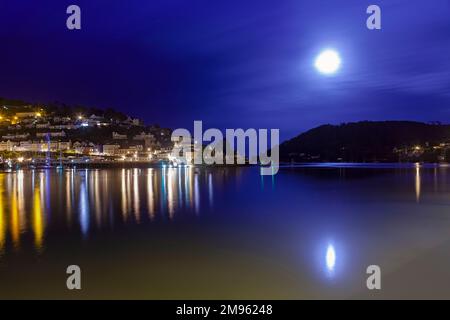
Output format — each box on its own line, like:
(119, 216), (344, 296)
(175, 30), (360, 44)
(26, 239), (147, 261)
(11, 184), (19, 248)
(17, 157), (24, 163)
(33, 187), (44, 251)
(36, 112), (41, 117)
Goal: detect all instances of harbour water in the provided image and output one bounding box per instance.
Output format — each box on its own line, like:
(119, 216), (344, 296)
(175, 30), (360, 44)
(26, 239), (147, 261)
(0, 165), (450, 299)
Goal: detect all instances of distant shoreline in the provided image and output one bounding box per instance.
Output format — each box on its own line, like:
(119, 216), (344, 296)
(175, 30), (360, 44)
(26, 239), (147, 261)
(0, 161), (251, 171)
(0, 161), (448, 172)
(278, 162), (450, 169)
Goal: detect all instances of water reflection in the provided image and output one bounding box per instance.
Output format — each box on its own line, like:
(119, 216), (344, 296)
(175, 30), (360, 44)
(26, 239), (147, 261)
(79, 178), (89, 237)
(10, 175), (20, 249)
(33, 185), (44, 251)
(0, 167), (224, 253)
(415, 164), (421, 202)
(147, 169), (155, 219)
(0, 165), (444, 257)
(325, 244), (336, 275)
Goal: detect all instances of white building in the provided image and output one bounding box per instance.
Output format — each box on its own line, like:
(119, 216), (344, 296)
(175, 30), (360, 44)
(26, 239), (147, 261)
(115, 145), (144, 155)
(133, 131), (155, 140)
(0, 140), (15, 151)
(2, 133), (30, 140)
(112, 132), (127, 140)
(36, 131), (66, 138)
(50, 124), (77, 130)
(58, 141), (72, 151)
(36, 122), (50, 129)
(103, 144), (120, 155)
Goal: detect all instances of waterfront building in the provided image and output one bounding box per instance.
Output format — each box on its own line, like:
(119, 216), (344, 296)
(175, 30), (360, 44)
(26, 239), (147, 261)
(58, 141), (72, 151)
(103, 144), (120, 155)
(0, 140), (15, 151)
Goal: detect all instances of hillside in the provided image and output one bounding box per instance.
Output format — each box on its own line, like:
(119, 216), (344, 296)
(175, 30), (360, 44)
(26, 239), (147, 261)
(279, 121), (450, 163)
(0, 97), (174, 160)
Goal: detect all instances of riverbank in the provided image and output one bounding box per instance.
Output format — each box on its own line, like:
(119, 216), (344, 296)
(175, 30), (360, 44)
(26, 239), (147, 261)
(0, 160), (252, 170)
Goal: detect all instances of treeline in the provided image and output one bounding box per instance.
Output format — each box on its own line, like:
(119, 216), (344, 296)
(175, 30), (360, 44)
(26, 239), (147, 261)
(0, 97), (129, 122)
(279, 121), (450, 163)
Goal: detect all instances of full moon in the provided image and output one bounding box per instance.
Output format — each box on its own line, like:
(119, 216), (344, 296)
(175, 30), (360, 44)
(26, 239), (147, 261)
(315, 49), (341, 75)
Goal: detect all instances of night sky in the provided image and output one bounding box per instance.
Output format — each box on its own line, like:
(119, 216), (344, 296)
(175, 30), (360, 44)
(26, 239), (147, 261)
(1, 0), (449, 139)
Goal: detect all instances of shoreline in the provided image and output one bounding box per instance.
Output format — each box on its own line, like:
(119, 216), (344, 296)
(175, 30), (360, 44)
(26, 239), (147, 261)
(0, 161), (252, 171)
(0, 161), (449, 171)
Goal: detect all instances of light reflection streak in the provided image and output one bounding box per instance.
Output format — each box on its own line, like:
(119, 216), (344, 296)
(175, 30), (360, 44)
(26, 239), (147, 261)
(121, 169), (127, 221)
(66, 171), (73, 227)
(415, 164), (421, 203)
(10, 176), (19, 249)
(0, 167), (223, 251)
(126, 170), (132, 216)
(167, 168), (174, 219)
(194, 173), (200, 215)
(161, 166), (167, 214)
(33, 185), (44, 251)
(133, 169), (140, 223)
(178, 169), (183, 208)
(17, 170), (26, 231)
(208, 173), (213, 207)
(184, 167), (190, 207)
(326, 244), (336, 274)
(79, 178), (89, 236)
(94, 170), (101, 227)
(44, 170), (51, 219)
(147, 169), (155, 219)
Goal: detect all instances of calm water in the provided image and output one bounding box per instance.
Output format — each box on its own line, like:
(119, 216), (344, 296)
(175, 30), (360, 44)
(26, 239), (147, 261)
(1, 165), (450, 299)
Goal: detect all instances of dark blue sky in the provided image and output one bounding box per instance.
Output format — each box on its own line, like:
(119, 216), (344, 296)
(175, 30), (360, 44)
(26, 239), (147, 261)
(1, 0), (449, 139)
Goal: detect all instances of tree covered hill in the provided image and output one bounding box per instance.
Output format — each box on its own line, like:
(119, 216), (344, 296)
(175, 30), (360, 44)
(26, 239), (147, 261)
(0, 97), (129, 122)
(279, 121), (450, 162)
(0, 96), (173, 148)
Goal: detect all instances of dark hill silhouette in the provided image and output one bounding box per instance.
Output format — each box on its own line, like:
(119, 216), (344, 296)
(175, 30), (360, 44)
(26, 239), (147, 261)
(279, 121), (450, 162)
